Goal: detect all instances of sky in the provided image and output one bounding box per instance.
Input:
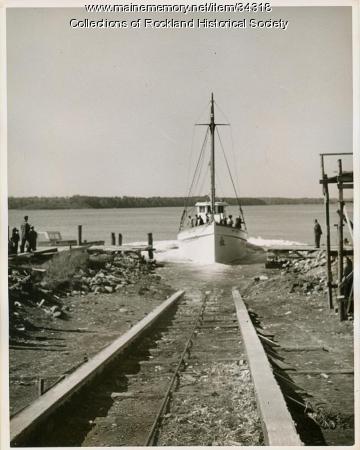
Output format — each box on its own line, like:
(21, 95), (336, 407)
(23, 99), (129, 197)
(6, 6), (353, 198)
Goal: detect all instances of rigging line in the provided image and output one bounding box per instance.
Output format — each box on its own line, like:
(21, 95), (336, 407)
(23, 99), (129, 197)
(184, 125), (198, 199)
(195, 99), (211, 124)
(187, 129), (208, 199)
(197, 163), (210, 199)
(228, 125), (241, 194)
(214, 100), (241, 190)
(216, 128), (247, 227)
(214, 100), (231, 124)
(186, 128), (209, 204)
(215, 169), (226, 200)
(216, 127), (240, 200)
(183, 100), (211, 205)
(190, 129), (209, 198)
(194, 143), (208, 200)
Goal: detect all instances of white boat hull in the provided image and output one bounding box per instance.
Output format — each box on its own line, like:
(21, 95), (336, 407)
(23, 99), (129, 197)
(177, 222), (249, 264)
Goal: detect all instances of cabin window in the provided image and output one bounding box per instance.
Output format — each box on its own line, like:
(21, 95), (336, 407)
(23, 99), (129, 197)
(207, 206), (211, 213)
(216, 206), (224, 213)
(199, 206), (206, 213)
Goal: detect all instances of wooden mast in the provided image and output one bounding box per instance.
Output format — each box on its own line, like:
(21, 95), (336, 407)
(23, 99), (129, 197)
(210, 93), (216, 217)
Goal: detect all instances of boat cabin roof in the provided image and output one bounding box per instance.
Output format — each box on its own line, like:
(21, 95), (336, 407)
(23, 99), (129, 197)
(195, 201), (229, 207)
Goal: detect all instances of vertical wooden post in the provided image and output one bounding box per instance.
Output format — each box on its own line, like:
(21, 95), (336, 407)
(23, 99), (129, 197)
(337, 159), (344, 301)
(78, 225), (82, 246)
(38, 378), (45, 396)
(118, 233), (123, 246)
(338, 296), (346, 321)
(111, 232), (116, 246)
(323, 175), (333, 309)
(147, 232), (153, 260)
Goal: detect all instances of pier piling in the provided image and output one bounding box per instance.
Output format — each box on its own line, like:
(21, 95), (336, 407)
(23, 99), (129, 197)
(337, 159), (344, 300)
(38, 378), (45, 396)
(111, 233), (116, 246)
(78, 225), (82, 246)
(148, 233), (153, 259)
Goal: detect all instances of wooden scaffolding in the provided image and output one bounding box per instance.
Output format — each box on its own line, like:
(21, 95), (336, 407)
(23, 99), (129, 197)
(320, 153), (353, 320)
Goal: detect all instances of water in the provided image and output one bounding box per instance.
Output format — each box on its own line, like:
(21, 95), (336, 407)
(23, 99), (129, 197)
(8, 204), (352, 248)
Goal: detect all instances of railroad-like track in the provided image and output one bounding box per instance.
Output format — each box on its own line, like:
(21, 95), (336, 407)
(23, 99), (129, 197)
(10, 288), (302, 447)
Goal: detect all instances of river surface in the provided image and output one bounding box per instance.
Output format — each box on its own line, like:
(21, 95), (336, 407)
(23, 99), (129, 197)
(8, 204), (352, 249)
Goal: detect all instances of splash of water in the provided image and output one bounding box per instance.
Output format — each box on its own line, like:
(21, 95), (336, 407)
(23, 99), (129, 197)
(129, 237), (305, 264)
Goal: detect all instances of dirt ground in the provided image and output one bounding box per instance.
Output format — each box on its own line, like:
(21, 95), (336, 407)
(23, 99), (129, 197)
(9, 274), (174, 416)
(8, 253), (354, 446)
(242, 270), (354, 446)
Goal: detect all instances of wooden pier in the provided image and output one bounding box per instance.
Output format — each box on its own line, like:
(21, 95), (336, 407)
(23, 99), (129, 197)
(8, 227), (156, 265)
(265, 245), (353, 257)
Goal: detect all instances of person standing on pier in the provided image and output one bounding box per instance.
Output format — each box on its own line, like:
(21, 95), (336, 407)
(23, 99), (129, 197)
(314, 219), (323, 248)
(28, 226), (38, 251)
(10, 227), (20, 254)
(20, 215), (30, 253)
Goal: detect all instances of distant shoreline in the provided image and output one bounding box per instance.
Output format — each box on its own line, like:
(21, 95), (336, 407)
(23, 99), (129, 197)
(8, 196), (341, 210)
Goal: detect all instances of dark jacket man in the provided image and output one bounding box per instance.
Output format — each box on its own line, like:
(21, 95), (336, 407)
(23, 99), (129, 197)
(314, 219), (322, 248)
(28, 226), (38, 251)
(20, 216), (30, 253)
(10, 228), (20, 254)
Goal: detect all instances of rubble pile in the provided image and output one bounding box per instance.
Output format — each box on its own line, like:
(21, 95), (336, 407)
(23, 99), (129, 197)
(281, 250), (327, 275)
(265, 250), (329, 296)
(8, 250), (160, 334)
(266, 250), (327, 276)
(8, 269), (64, 332)
(69, 252), (159, 295)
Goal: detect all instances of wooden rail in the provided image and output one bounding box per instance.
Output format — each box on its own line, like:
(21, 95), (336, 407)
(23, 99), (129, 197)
(10, 290), (185, 446)
(232, 288), (303, 446)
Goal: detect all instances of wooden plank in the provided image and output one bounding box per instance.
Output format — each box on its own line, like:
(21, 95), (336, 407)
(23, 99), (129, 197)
(266, 245), (352, 256)
(285, 369), (354, 375)
(10, 248), (59, 259)
(10, 290), (185, 446)
(232, 288), (303, 446)
(280, 345), (329, 352)
(319, 171), (353, 184)
(265, 245), (318, 252)
(343, 205), (353, 239)
(8, 265), (46, 273)
(88, 244), (153, 253)
(79, 240), (105, 246)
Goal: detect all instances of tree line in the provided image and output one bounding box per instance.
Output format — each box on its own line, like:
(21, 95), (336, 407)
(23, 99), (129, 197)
(7, 195), (328, 210)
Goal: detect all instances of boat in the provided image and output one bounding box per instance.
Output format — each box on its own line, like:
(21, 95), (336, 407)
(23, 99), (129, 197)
(37, 231), (77, 247)
(177, 94), (249, 264)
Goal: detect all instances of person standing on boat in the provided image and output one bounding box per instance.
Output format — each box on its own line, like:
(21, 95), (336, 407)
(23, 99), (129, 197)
(314, 219), (322, 248)
(20, 215), (31, 253)
(198, 215), (204, 226)
(235, 217), (242, 229)
(227, 215), (234, 227)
